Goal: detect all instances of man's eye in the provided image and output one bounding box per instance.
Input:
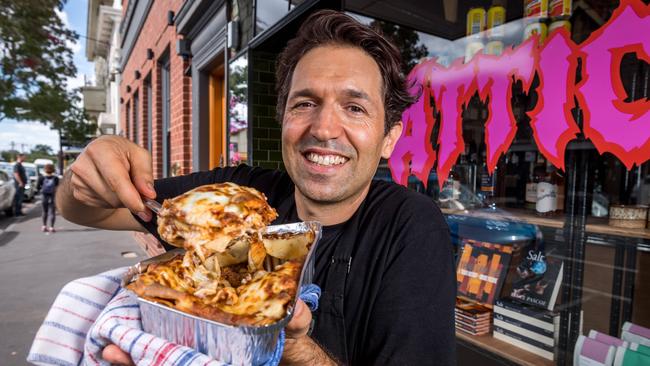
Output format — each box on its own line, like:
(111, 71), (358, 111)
(348, 105), (365, 114)
(294, 101), (315, 109)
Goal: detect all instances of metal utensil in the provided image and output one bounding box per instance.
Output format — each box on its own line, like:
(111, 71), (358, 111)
(144, 198), (162, 214)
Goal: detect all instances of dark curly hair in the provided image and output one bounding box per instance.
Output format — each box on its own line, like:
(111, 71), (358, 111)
(275, 10), (416, 135)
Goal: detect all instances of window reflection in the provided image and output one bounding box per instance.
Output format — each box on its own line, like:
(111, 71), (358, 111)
(228, 55), (248, 165)
(256, 0), (289, 35)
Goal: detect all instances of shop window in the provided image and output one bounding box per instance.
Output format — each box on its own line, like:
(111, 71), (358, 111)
(228, 54), (249, 165)
(159, 55), (171, 178)
(133, 90), (139, 146)
(145, 76), (152, 152)
(358, 1), (650, 365)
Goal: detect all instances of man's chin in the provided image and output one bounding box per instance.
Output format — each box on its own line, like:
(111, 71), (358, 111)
(297, 184), (346, 204)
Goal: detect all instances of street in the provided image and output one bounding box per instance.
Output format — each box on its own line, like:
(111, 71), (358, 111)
(0, 196), (146, 365)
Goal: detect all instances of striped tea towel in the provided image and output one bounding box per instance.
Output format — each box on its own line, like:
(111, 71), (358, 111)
(27, 267), (321, 366)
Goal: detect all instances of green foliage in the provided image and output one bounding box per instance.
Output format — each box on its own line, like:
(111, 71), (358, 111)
(32, 144), (53, 155)
(370, 20), (429, 75)
(1, 149), (58, 164)
(0, 0), (96, 148)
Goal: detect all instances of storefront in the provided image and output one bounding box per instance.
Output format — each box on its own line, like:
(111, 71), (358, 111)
(225, 0), (650, 365)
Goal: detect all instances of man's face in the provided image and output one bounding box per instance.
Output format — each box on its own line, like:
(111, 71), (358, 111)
(282, 44), (402, 204)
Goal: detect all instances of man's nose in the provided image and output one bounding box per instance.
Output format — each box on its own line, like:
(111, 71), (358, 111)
(310, 104), (343, 141)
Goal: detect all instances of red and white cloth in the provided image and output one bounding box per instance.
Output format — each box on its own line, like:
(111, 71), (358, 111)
(28, 267), (234, 366)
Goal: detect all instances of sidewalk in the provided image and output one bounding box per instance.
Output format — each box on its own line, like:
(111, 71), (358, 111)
(0, 199), (146, 365)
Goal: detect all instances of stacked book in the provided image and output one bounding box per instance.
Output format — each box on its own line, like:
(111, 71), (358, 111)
(493, 298), (559, 361)
(455, 299), (492, 336)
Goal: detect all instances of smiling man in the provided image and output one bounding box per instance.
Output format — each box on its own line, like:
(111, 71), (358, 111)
(57, 10), (456, 365)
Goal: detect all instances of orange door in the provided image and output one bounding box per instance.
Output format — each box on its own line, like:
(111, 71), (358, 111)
(209, 65), (226, 169)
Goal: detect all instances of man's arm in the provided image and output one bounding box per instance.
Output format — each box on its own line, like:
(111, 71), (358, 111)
(281, 301), (338, 365)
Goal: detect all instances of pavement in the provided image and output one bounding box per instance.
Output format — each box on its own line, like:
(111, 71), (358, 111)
(0, 195), (146, 365)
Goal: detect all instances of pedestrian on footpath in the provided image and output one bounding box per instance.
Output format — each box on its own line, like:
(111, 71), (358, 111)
(12, 153), (27, 216)
(38, 164), (59, 233)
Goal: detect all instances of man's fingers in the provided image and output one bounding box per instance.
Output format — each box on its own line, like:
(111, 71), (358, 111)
(102, 344), (135, 366)
(94, 158), (145, 214)
(285, 300), (312, 339)
(71, 163), (121, 208)
(129, 147), (156, 200)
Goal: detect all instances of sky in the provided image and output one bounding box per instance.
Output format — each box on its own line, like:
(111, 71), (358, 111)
(0, 0), (94, 154)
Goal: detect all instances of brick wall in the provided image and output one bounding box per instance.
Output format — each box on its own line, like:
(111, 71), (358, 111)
(251, 51), (283, 170)
(120, 0), (192, 179)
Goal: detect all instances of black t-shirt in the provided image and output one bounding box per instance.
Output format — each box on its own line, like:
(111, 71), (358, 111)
(136, 165), (456, 365)
(13, 162), (27, 185)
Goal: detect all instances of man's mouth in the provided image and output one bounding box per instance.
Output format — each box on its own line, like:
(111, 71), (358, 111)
(303, 152), (349, 167)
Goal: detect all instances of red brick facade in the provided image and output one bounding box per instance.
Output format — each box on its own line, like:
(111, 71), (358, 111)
(120, 0), (192, 179)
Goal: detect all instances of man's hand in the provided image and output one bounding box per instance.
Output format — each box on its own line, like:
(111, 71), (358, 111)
(282, 300), (337, 365)
(69, 135), (155, 219)
(57, 135), (156, 230)
(102, 344), (135, 365)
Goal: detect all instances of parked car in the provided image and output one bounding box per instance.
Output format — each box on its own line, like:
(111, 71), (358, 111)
(0, 161), (38, 201)
(22, 162), (39, 201)
(0, 170), (16, 216)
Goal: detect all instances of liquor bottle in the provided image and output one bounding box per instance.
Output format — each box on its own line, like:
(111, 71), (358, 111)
(551, 165), (565, 213)
(479, 149), (497, 207)
(525, 154), (541, 210)
(536, 160), (558, 215)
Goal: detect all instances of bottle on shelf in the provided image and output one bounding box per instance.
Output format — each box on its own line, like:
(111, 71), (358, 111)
(536, 159), (558, 216)
(550, 165), (565, 213)
(479, 148), (497, 207)
(525, 153), (541, 210)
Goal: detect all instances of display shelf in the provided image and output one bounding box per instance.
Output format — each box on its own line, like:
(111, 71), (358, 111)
(585, 219), (650, 240)
(441, 207), (565, 229)
(456, 331), (555, 366)
(441, 208), (650, 240)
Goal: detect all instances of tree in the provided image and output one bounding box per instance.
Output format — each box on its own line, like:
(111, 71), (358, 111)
(0, 0), (78, 123)
(32, 144), (53, 155)
(370, 20), (429, 75)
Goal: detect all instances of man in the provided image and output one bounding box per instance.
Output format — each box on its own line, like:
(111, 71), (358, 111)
(57, 10), (456, 365)
(13, 153), (27, 216)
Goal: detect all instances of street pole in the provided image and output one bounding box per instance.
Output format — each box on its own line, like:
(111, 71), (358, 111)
(58, 129), (64, 174)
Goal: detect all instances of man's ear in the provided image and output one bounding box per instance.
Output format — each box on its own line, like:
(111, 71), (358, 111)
(381, 121), (403, 159)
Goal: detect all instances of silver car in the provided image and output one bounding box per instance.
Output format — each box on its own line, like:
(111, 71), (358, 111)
(0, 162), (37, 202)
(22, 162), (38, 201)
(0, 170), (16, 216)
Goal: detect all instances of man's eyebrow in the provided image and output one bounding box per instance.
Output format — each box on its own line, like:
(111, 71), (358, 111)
(287, 88), (317, 100)
(287, 88), (372, 101)
(342, 88), (371, 101)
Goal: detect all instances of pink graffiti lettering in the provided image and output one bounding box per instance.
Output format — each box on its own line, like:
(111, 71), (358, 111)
(475, 38), (539, 174)
(389, 59), (439, 187)
(431, 59), (477, 187)
(528, 30), (580, 171)
(576, 0), (650, 169)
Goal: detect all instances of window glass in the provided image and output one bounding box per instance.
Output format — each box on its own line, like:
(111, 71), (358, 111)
(228, 54), (249, 165)
(255, 0), (289, 35)
(354, 1), (650, 364)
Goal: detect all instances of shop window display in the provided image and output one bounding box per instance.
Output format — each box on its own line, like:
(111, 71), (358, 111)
(228, 54), (249, 165)
(354, 1), (650, 364)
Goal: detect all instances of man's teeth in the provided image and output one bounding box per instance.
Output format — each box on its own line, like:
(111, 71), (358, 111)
(306, 152), (347, 166)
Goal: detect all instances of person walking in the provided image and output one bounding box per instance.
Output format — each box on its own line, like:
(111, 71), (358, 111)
(37, 164), (59, 233)
(12, 153), (27, 216)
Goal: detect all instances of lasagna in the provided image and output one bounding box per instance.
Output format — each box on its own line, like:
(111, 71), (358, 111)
(127, 183), (315, 326)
